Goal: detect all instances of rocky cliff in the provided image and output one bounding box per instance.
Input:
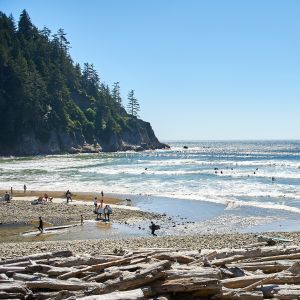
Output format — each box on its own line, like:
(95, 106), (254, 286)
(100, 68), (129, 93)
(0, 11), (169, 156)
(0, 118), (169, 156)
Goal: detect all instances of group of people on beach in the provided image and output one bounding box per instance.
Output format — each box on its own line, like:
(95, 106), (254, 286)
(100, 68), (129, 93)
(2, 184), (27, 203)
(93, 194), (112, 221)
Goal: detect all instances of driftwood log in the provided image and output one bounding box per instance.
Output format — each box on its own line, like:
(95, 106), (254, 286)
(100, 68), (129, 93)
(1, 245), (300, 299)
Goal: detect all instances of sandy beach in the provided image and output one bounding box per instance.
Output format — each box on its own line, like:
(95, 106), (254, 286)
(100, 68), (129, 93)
(1, 192), (300, 260)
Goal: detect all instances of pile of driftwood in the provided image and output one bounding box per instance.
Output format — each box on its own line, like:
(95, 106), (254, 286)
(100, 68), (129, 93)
(1, 243), (300, 299)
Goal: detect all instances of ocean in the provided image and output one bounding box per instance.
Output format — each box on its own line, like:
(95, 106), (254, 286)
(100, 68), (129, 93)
(1, 140), (300, 232)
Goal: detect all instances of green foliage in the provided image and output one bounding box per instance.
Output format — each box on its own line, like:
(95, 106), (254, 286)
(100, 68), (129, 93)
(127, 89), (140, 117)
(0, 10), (142, 145)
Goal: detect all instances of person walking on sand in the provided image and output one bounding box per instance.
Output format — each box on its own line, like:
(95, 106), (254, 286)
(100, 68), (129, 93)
(66, 191), (72, 203)
(80, 214), (84, 225)
(150, 221), (157, 236)
(37, 217), (43, 233)
(24, 184), (27, 193)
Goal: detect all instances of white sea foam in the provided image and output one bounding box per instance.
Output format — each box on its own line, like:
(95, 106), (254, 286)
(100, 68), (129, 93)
(1, 141), (300, 215)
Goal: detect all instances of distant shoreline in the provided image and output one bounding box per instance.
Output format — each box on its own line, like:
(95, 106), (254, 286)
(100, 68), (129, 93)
(0, 189), (123, 204)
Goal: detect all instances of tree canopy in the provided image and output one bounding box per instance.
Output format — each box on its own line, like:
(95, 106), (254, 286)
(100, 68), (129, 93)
(0, 10), (142, 146)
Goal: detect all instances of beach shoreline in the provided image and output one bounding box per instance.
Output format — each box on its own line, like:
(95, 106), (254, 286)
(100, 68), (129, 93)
(1, 194), (300, 260)
(0, 189), (123, 204)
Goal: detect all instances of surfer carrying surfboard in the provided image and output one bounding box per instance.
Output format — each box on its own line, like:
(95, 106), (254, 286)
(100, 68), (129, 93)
(150, 221), (158, 236)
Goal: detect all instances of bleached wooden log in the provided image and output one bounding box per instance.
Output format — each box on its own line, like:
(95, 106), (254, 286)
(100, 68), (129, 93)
(47, 266), (77, 277)
(0, 250), (73, 265)
(222, 275), (267, 289)
(213, 289), (264, 299)
(26, 278), (105, 291)
(274, 289), (300, 300)
(152, 253), (195, 264)
(32, 290), (80, 300)
(58, 256), (135, 280)
(152, 277), (221, 294)
(0, 266), (26, 273)
(212, 255), (245, 266)
(0, 283), (28, 294)
(94, 260), (171, 294)
(87, 270), (122, 282)
(81, 272), (99, 281)
(223, 272), (300, 289)
(13, 272), (43, 281)
(229, 260), (294, 273)
(211, 246), (300, 261)
(243, 274), (277, 291)
(0, 291), (27, 299)
(164, 266), (222, 279)
(244, 252), (300, 263)
(79, 287), (152, 300)
(52, 256), (122, 267)
(26, 263), (77, 276)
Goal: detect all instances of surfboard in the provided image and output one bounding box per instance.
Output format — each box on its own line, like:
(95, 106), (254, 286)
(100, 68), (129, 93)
(149, 225), (160, 230)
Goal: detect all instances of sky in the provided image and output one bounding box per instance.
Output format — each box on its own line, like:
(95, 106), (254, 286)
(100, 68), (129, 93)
(2, 0), (300, 140)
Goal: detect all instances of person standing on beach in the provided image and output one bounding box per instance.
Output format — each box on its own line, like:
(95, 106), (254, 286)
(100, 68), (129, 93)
(80, 214), (84, 225)
(10, 187), (13, 194)
(4, 191), (10, 203)
(66, 191), (72, 203)
(24, 184), (27, 193)
(93, 197), (98, 211)
(101, 190), (104, 199)
(37, 217), (43, 232)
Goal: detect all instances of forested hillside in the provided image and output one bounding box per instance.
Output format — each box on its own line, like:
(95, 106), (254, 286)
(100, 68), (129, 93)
(0, 10), (168, 155)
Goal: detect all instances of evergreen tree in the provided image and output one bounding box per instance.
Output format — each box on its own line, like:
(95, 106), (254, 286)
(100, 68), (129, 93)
(127, 89), (140, 117)
(0, 10), (155, 151)
(18, 9), (34, 38)
(112, 82), (121, 105)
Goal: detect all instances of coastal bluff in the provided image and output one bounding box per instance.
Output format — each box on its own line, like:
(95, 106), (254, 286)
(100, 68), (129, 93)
(0, 118), (169, 155)
(0, 11), (168, 156)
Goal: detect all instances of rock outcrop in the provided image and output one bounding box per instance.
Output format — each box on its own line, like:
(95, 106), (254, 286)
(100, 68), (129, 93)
(0, 118), (169, 156)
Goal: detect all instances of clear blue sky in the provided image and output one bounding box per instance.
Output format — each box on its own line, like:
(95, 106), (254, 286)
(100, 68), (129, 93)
(2, 0), (300, 140)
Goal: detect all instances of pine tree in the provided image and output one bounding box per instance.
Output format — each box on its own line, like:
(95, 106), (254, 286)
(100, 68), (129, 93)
(127, 89), (140, 117)
(18, 9), (34, 38)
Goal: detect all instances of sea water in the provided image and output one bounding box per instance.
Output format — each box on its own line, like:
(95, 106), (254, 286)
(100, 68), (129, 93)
(1, 140), (300, 232)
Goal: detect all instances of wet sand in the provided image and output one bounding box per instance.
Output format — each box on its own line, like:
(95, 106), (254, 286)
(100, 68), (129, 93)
(1, 191), (300, 260)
